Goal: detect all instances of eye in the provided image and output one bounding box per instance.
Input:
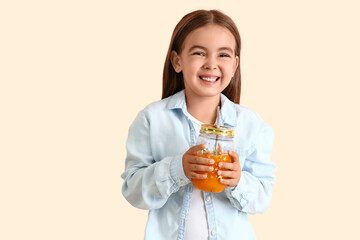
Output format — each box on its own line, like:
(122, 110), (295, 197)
(192, 52), (205, 56)
(219, 53), (230, 58)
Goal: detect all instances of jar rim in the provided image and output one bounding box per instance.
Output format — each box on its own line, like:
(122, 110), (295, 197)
(200, 124), (234, 137)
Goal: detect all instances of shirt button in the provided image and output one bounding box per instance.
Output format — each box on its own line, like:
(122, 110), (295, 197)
(206, 196), (211, 202)
(211, 230), (216, 236)
(181, 179), (186, 184)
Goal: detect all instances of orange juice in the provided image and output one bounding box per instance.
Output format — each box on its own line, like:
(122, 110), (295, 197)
(192, 153), (232, 192)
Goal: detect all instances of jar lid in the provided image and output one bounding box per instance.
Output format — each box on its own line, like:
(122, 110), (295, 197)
(200, 124), (234, 137)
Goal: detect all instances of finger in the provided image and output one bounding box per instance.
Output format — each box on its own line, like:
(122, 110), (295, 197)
(228, 150), (239, 163)
(188, 156), (215, 165)
(217, 170), (236, 178)
(217, 143), (223, 153)
(219, 178), (237, 187)
(187, 144), (207, 155)
(218, 162), (237, 170)
(188, 172), (207, 179)
(190, 163), (214, 172)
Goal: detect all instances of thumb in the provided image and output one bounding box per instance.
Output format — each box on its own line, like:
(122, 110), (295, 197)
(228, 150), (239, 163)
(187, 144), (207, 155)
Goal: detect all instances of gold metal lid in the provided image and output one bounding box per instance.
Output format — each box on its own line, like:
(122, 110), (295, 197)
(200, 124), (234, 137)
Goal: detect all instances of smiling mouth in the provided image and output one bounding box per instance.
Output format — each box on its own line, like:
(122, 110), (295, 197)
(199, 76), (220, 82)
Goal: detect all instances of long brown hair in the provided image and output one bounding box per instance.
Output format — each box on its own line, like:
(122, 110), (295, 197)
(162, 10), (241, 104)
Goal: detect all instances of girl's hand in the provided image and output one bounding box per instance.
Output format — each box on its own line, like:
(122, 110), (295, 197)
(182, 144), (215, 179)
(218, 150), (241, 187)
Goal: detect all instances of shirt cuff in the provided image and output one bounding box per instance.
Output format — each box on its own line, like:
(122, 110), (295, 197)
(169, 155), (190, 187)
(224, 172), (248, 208)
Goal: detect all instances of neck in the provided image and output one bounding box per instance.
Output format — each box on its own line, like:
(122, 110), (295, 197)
(185, 92), (221, 124)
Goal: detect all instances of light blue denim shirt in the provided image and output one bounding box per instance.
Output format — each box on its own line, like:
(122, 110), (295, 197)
(121, 90), (276, 240)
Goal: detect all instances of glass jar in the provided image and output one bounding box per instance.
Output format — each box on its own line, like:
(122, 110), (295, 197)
(192, 124), (234, 192)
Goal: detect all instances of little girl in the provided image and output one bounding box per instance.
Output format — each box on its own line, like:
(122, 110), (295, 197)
(121, 9), (276, 240)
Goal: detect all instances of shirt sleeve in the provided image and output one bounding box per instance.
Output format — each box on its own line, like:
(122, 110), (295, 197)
(121, 110), (190, 210)
(225, 121), (276, 214)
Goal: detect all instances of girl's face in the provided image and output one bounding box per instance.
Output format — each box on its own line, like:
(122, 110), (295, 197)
(171, 24), (239, 101)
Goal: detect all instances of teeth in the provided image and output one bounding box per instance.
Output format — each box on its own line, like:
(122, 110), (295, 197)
(201, 77), (218, 82)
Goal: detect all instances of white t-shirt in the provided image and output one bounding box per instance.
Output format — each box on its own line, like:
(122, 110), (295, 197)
(184, 113), (209, 240)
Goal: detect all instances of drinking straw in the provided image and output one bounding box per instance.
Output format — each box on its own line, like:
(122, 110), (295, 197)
(214, 106), (221, 153)
(215, 105), (221, 127)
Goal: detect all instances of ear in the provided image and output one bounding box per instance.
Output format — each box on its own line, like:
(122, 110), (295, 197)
(170, 50), (182, 73)
(232, 55), (239, 75)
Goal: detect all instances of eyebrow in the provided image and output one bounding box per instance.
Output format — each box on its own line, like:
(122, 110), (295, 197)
(188, 45), (234, 54)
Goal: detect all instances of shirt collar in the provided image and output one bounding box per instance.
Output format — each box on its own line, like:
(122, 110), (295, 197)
(167, 90), (238, 127)
(166, 90), (186, 110)
(220, 94), (238, 127)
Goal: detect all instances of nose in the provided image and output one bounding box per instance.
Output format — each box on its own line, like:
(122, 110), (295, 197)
(203, 56), (217, 70)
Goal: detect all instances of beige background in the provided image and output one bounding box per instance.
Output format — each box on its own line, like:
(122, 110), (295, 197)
(1, 0), (359, 239)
